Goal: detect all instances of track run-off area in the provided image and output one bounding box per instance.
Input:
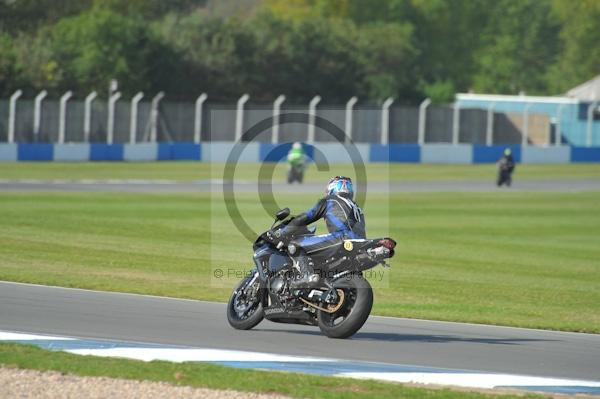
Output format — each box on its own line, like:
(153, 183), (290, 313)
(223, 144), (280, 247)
(1, 163), (599, 395)
(1, 281), (599, 395)
(1, 178), (600, 192)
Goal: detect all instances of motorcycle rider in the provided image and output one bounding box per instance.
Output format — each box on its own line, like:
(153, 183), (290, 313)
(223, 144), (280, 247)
(287, 142), (305, 164)
(270, 176), (365, 289)
(287, 142), (306, 183)
(497, 148), (516, 186)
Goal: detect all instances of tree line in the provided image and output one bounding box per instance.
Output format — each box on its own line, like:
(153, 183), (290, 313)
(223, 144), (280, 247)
(0, 0), (598, 104)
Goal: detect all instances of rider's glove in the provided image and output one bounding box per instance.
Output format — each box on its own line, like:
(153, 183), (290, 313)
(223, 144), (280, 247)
(266, 227), (287, 247)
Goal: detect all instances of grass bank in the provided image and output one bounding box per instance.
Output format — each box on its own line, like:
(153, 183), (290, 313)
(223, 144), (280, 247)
(1, 191), (598, 333)
(1, 162), (599, 182)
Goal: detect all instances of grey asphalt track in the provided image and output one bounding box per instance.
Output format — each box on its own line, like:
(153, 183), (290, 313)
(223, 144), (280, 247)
(1, 179), (600, 192)
(1, 281), (599, 381)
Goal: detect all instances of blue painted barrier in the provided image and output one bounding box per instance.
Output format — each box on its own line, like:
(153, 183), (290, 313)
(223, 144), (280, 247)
(18, 144), (53, 161)
(157, 143), (201, 161)
(570, 147), (600, 163)
(171, 143), (201, 160)
(472, 145), (521, 163)
(89, 144), (124, 161)
(370, 144), (420, 162)
(3, 142), (600, 163)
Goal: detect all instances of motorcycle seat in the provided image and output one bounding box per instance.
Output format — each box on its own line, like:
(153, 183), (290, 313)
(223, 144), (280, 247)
(290, 234), (343, 257)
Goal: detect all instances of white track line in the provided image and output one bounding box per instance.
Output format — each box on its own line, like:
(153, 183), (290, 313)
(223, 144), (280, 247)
(66, 348), (331, 363)
(340, 372), (600, 390)
(2, 330), (599, 393)
(0, 332), (75, 341)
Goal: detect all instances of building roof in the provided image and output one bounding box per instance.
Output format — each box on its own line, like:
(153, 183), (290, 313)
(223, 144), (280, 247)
(456, 93), (577, 104)
(566, 75), (600, 101)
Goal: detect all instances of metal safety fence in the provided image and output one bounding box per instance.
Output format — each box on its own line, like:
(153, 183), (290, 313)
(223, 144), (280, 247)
(0, 91), (565, 145)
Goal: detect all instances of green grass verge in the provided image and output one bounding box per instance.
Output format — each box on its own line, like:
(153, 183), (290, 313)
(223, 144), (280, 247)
(1, 191), (598, 333)
(1, 162), (599, 181)
(0, 343), (548, 399)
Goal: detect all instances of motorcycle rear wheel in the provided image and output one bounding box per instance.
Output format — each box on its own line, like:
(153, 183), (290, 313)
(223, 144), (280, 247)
(227, 275), (264, 330)
(317, 274), (373, 339)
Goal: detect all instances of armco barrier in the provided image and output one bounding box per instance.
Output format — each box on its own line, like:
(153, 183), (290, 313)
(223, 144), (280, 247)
(0, 144), (18, 161)
(310, 143), (370, 164)
(260, 143), (314, 162)
(571, 147), (600, 163)
(90, 144), (124, 161)
(472, 145), (521, 163)
(370, 144), (420, 162)
(54, 144), (90, 161)
(421, 144), (472, 164)
(158, 142), (201, 161)
(18, 144), (54, 161)
(1, 142), (600, 163)
(521, 146), (570, 164)
(124, 143), (159, 161)
(202, 142), (254, 162)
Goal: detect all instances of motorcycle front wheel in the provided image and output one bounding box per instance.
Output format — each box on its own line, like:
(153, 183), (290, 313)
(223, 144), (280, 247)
(227, 275), (264, 330)
(317, 274), (373, 339)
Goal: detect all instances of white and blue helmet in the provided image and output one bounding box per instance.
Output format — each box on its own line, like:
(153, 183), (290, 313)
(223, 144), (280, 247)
(326, 176), (354, 199)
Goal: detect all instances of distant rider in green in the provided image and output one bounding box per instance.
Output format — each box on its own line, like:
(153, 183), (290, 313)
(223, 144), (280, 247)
(286, 142), (306, 184)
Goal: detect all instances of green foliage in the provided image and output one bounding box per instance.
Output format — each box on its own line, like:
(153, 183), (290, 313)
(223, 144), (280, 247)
(423, 80), (455, 104)
(12, 32), (63, 94)
(472, 0), (560, 94)
(154, 11), (411, 102)
(48, 6), (178, 96)
(357, 22), (418, 101)
(0, 0), (597, 101)
(0, 0), (92, 33)
(0, 33), (22, 96)
(547, 0), (600, 92)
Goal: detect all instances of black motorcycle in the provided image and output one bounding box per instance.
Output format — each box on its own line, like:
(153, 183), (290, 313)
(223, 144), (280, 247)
(497, 157), (515, 187)
(287, 163), (305, 184)
(227, 208), (396, 338)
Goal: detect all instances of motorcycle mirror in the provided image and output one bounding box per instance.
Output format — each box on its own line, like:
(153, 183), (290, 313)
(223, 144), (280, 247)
(275, 207), (290, 221)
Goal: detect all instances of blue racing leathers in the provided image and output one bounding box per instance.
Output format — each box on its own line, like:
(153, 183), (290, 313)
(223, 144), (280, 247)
(286, 194), (366, 253)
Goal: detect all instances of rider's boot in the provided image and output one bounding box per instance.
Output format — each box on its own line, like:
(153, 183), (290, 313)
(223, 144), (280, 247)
(289, 254), (320, 289)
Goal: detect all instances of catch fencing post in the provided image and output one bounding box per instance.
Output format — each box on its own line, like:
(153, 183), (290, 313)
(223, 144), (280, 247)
(272, 95), (286, 144)
(344, 96), (358, 143)
(194, 93), (207, 144)
(307, 95), (321, 143)
(84, 91), (97, 142)
(107, 91), (122, 144)
(33, 90), (48, 141)
(555, 103), (566, 147)
(452, 100), (461, 145)
(522, 102), (533, 146)
(486, 102), (495, 146)
(417, 98), (431, 145)
(150, 92), (164, 143)
(58, 91), (73, 144)
(129, 92), (144, 144)
(587, 101), (599, 147)
(235, 94), (249, 142)
(8, 89), (22, 143)
(380, 97), (394, 145)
